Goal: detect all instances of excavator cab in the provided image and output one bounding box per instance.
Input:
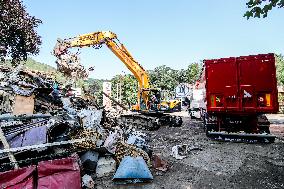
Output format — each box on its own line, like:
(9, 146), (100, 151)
(139, 88), (162, 113)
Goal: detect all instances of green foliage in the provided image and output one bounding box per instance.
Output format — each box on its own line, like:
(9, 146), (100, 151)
(24, 58), (55, 72)
(0, 0), (42, 65)
(177, 69), (187, 84)
(244, 0), (284, 19)
(148, 65), (179, 90)
(85, 78), (104, 106)
(186, 63), (201, 84)
(111, 74), (138, 107)
(21, 58), (68, 84)
(5, 57), (56, 73)
(138, 63), (201, 106)
(276, 54), (284, 86)
(4, 57), (85, 87)
(279, 93), (284, 102)
(148, 63), (201, 91)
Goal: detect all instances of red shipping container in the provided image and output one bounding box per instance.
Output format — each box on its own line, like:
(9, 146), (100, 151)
(204, 53), (278, 114)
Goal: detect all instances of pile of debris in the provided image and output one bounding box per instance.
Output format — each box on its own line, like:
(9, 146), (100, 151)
(0, 65), (157, 188)
(53, 39), (89, 79)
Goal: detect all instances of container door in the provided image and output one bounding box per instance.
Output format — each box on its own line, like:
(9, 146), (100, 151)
(238, 54), (277, 112)
(206, 58), (239, 112)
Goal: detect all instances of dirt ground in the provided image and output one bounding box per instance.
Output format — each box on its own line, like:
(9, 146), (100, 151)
(96, 112), (284, 189)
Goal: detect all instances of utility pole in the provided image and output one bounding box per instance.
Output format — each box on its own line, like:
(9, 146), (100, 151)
(116, 83), (119, 110)
(119, 72), (125, 110)
(119, 76), (122, 104)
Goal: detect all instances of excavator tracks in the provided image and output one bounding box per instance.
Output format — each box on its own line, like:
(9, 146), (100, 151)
(118, 113), (182, 131)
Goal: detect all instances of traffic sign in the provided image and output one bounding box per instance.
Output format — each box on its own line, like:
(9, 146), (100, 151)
(175, 83), (190, 97)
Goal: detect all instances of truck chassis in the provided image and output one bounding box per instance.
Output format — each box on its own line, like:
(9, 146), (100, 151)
(203, 113), (276, 143)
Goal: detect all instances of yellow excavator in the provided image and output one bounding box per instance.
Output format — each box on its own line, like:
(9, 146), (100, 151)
(160, 90), (181, 112)
(53, 31), (182, 130)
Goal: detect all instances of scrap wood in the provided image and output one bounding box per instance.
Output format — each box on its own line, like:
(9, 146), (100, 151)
(102, 91), (128, 111)
(0, 126), (19, 169)
(152, 154), (168, 172)
(12, 95), (35, 115)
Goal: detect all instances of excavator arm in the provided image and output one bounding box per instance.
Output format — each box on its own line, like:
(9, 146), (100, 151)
(53, 31), (150, 109)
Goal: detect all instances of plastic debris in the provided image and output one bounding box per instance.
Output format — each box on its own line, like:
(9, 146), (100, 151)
(113, 156), (153, 184)
(82, 174), (95, 189)
(103, 130), (121, 154)
(96, 156), (116, 178)
(80, 151), (99, 173)
(171, 145), (188, 160)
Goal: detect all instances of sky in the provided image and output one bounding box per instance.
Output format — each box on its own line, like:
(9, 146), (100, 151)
(22, 0), (284, 79)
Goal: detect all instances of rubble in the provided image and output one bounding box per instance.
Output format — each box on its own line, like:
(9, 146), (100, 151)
(152, 154), (168, 172)
(1, 63), (283, 188)
(82, 174), (95, 188)
(96, 156), (116, 178)
(171, 144), (188, 160)
(171, 144), (202, 160)
(0, 64), (155, 188)
(53, 39), (89, 79)
(80, 151), (99, 174)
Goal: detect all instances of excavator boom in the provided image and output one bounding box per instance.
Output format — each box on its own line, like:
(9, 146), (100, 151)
(53, 31), (149, 89)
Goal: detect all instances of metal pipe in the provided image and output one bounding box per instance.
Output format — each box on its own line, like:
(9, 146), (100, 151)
(0, 114), (51, 121)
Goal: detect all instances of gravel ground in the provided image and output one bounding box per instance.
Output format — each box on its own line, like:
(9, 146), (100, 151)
(96, 112), (284, 189)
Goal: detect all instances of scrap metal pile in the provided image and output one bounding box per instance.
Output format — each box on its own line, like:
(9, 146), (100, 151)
(0, 65), (156, 188)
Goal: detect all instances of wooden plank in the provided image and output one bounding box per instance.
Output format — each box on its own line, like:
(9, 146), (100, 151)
(102, 91), (128, 111)
(0, 127), (19, 169)
(13, 95), (35, 115)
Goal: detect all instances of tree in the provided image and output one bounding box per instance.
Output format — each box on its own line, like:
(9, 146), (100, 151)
(148, 65), (179, 90)
(186, 63), (201, 84)
(177, 69), (187, 84)
(0, 0), (42, 65)
(244, 0), (284, 19)
(276, 54), (284, 86)
(86, 78), (103, 106)
(111, 74), (138, 107)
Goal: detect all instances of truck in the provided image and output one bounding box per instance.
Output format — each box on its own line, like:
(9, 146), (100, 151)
(202, 53), (278, 142)
(188, 88), (206, 119)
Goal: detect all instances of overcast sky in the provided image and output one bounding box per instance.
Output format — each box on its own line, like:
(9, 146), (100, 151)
(23, 0), (284, 79)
